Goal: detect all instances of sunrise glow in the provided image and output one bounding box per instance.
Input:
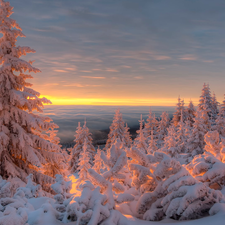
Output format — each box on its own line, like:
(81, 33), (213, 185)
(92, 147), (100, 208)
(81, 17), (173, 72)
(41, 95), (199, 106)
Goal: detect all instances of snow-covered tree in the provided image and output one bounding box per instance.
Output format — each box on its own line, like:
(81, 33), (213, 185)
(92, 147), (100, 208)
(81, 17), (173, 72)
(143, 109), (158, 138)
(220, 94), (225, 118)
(211, 92), (219, 122)
(162, 125), (178, 157)
(99, 139), (130, 193)
(185, 100), (196, 126)
(70, 121), (95, 173)
(0, 0), (63, 187)
(157, 111), (170, 148)
(51, 174), (72, 213)
(134, 115), (148, 153)
(186, 108), (211, 156)
(198, 83), (215, 122)
(128, 147), (157, 193)
(105, 109), (132, 150)
(77, 138), (92, 186)
(187, 153), (225, 190)
(137, 153), (223, 221)
(172, 96), (186, 126)
(64, 181), (115, 224)
(17, 174), (43, 198)
(148, 130), (158, 154)
(214, 108), (225, 138)
(92, 146), (103, 174)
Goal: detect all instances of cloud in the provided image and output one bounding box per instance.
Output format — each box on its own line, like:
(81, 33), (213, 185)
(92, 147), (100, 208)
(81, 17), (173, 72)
(153, 55), (171, 60)
(134, 76), (143, 79)
(43, 83), (59, 86)
(80, 70), (92, 73)
(179, 55), (197, 61)
(54, 69), (67, 72)
(81, 76), (106, 79)
(63, 83), (102, 87)
(105, 68), (119, 72)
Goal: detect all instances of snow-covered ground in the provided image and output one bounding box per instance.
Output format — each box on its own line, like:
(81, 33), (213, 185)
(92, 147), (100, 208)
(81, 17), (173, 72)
(26, 196), (225, 225)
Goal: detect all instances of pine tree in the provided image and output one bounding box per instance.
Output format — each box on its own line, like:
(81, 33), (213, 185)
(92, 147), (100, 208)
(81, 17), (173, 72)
(70, 122), (95, 173)
(105, 109), (132, 150)
(0, 0), (63, 186)
(185, 100), (196, 126)
(172, 96), (186, 126)
(211, 92), (219, 122)
(77, 139), (91, 186)
(157, 111), (170, 148)
(220, 94), (225, 118)
(92, 146), (103, 174)
(143, 109), (158, 140)
(175, 111), (189, 154)
(134, 115), (148, 153)
(148, 130), (158, 154)
(163, 125), (178, 157)
(198, 83), (215, 122)
(214, 108), (225, 138)
(187, 108), (211, 156)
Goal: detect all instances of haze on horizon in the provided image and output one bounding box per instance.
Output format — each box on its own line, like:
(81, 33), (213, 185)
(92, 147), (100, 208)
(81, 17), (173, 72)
(11, 0), (225, 106)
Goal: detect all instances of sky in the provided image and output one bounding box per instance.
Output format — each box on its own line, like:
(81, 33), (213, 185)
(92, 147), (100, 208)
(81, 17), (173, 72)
(9, 0), (225, 106)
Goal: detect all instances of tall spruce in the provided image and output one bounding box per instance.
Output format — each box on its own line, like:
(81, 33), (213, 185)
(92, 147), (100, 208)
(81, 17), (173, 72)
(0, 0), (63, 186)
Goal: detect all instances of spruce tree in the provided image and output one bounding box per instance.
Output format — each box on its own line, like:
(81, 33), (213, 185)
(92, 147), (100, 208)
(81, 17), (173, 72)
(143, 109), (158, 140)
(211, 92), (219, 121)
(0, 0), (63, 186)
(220, 94), (225, 118)
(214, 108), (225, 138)
(70, 121), (95, 173)
(134, 115), (148, 153)
(148, 129), (158, 154)
(198, 83), (216, 122)
(77, 138), (91, 186)
(186, 100), (196, 126)
(105, 109), (131, 150)
(172, 96), (186, 126)
(92, 146), (103, 174)
(157, 111), (170, 148)
(187, 108), (211, 156)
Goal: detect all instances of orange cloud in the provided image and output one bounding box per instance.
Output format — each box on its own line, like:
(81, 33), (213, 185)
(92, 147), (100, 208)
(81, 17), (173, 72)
(54, 69), (67, 73)
(81, 76), (106, 79)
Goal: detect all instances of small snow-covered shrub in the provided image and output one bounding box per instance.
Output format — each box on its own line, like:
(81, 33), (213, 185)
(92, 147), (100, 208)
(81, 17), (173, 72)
(136, 153), (224, 221)
(187, 153), (225, 190)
